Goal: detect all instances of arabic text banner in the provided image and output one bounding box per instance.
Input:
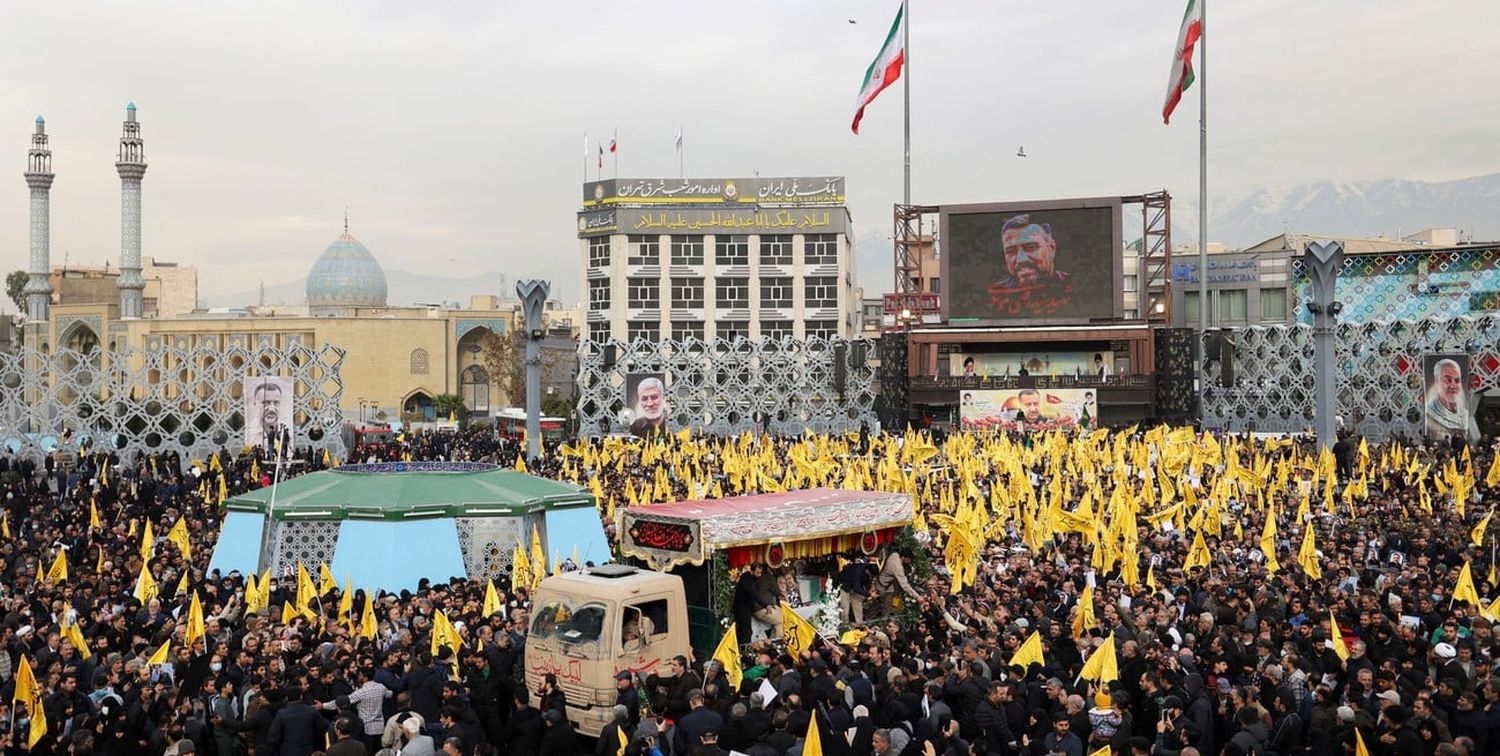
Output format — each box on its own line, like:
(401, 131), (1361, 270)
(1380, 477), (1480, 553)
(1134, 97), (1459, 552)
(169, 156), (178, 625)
(957, 388), (1098, 432)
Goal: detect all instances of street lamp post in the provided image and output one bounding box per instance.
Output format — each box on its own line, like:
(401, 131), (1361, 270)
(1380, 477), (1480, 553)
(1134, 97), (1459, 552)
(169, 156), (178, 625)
(1302, 240), (1345, 450)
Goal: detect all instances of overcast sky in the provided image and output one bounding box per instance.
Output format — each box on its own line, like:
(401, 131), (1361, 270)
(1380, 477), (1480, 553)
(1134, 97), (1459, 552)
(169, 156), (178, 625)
(3, 0), (1497, 305)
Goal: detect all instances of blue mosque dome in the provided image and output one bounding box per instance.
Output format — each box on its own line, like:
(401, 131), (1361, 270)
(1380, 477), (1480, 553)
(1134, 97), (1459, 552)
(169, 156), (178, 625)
(306, 230), (388, 312)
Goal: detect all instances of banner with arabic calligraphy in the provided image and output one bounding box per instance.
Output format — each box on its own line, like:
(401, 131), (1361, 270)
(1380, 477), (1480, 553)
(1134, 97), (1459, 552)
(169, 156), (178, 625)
(584, 177), (845, 207)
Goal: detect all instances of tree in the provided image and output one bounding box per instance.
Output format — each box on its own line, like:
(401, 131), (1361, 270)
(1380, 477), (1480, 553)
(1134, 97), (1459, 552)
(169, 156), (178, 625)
(477, 327), (569, 410)
(433, 393), (467, 420)
(6, 270), (27, 314)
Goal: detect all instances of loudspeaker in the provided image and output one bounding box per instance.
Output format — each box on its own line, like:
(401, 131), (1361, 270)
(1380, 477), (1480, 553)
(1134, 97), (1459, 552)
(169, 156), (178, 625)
(603, 344), (617, 370)
(877, 333), (909, 430)
(1153, 327), (1196, 420)
(1219, 334), (1235, 388)
(833, 343), (849, 400)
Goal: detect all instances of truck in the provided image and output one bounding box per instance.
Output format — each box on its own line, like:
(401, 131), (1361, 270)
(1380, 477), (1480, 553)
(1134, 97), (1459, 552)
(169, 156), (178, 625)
(524, 564), (689, 737)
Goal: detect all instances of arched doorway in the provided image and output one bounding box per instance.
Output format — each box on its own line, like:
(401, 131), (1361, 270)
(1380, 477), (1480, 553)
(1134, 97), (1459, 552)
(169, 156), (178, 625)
(404, 391), (435, 422)
(461, 365), (490, 415)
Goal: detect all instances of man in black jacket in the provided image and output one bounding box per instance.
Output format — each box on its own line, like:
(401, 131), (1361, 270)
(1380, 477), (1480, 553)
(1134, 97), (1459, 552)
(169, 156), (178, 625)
(501, 690), (544, 756)
(732, 563), (781, 644)
(976, 680), (1018, 755)
(540, 708), (578, 756)
(408, 649), (449, 723)
(945, 662), (986, 740)
(266, 686), (326, 756)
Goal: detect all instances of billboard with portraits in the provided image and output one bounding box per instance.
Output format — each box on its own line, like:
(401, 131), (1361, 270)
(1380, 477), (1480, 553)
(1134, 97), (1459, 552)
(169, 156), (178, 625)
(244, 376), (294, 449)
(940, 198), (1123, 324)
(625, 373), (669, 438)
(958, 388), (1098, 432)
(1422, 354), (1480, 443)
(950, 351), (1114, 379)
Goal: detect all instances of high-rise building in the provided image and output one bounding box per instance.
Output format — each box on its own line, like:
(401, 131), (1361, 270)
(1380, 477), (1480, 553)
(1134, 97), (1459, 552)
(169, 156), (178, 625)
(576, 177), (857, 343)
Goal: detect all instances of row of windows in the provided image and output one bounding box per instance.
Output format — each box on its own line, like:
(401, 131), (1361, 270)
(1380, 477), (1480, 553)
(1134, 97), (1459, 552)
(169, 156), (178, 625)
(595, 234), (840, 269)
(610, 321), (838, 341)
(1181, 288), (1289, 322)
(602, 275), (842, 311)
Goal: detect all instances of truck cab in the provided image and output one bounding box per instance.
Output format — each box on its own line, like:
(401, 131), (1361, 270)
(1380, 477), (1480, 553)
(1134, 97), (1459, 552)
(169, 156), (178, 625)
(524, 564), (688, 737)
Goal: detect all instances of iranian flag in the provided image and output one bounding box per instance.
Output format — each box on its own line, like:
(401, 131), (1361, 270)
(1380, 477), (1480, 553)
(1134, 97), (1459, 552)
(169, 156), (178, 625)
(851, 3), (905, 134)
(1162, 0), (1203, 124)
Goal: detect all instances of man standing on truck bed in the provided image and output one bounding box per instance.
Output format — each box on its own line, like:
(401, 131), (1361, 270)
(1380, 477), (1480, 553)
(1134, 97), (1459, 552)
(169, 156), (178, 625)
(733, 563), (783, 644)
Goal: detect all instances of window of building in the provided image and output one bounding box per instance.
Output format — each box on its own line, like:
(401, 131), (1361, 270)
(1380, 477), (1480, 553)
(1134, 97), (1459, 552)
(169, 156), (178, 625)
(1123, 274), (1138, 292)
(714, 235), (749, 267)
(1261, 288), (1288, 321)
(716, 277), (748, 310)
(588, 322), (611, 343)
(1220, 289), (1248, 323)
(671, 321), (704, 341)
(626, 321), (660, 343)
(1124, 309), (1139, 319)
(761, 321), (793, 340)
(588, 237), (610, 268)
(461, 365), (490, 413)
(627, 235), (659, 266)
(1183, 291), (1201, 323)
(670, 277), (704, 309)
(409, 348), (430, 375)
(759, 235), (793, 266)
(804, 276), (839, 309)
(716, 322), (746, 342)
(928, 277), (941, 294)
(669, 235), (704, 266)
(804, 234), (838, 266)
(627, 277), (660, 309)
(760, 277), (794, 309)
(806, 320), (838, 339)
(588, 278), (611, 311)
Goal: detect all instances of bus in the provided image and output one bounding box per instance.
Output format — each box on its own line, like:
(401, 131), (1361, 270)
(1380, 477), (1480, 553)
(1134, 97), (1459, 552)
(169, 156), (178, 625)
(494, 408), (567, 442)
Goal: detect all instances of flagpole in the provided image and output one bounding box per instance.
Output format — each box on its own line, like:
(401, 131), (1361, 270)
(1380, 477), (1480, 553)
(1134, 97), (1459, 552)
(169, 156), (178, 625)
(613, 127), (619, 179)
(1198, 0), (1208, 336)
(902, 0), (911, 207)
(678, 124), (684, 179)
(582, 132), (588, 186)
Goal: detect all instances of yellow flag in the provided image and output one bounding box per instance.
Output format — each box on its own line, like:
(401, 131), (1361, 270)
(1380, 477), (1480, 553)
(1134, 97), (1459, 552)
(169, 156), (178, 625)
(1260, 515), (1281, 573)
(1454, 561), (1483, 608)
(1, 511), (8, 539)
(1145, 563), (1158, 590)
(90, 498), (102, 530)
(712, 628), (744, 691)
(176, 571), (189, 597)
(1073, 584), (1097, 639)
(319, 562), (338, 595)
(282, 602), (299, 625)
(1329, 610), (1349, 661)
(361, 593), (378, 640)
(339, 578), (354, 623)
(530, 526), (546, 589)
(1077, 633), (1119, 684)
(1474, 510), (1494, 547)
(245, 573), (262, 614)
(512, 543), (533, 593)
(839, 628), (869, 648)
(146, 639), (170, 666)
(1090, 747), (1112, 756)
(185, 592), (206, 649)
(62, 618), (91, 661)
(1008, 630), (1045, 670)
(1184, 531), (1211, 571)
(166, 518), (191, 560)
(617, 726), (629, 756)
(1354, 726), (1372, 756)
(46, 549), (68, 583)
(780, 603), (817, 660)
(15, 655), (48, 749)
(804, 708), (825, 756)
(1298, 524), (1322, 580)
(135, 566), (159, 603)
(483, 580), (503, 617)
(298, 562), (318, 608)
(140, 520), (155, 560)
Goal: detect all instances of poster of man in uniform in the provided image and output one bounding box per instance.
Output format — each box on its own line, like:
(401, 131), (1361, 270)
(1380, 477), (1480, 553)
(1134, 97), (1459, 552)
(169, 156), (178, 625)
(958, 388), (1097, 432)
(1422, 354), (1480, 444)
(625, 373), (669, 438)
(244, 376), (294, 449)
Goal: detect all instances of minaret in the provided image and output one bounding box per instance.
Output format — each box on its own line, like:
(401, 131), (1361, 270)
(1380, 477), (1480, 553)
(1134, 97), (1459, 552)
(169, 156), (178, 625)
(23, 116), (55, 323)
(116, 102), (147, 318)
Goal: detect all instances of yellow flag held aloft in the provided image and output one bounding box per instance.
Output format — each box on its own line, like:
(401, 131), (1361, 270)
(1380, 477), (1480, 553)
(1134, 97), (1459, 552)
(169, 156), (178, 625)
(804, 708), (825, 756)
(140, 520), (156, 560)
(244, 573), (262, 614)
(15, 655), (48, 748)
(839, 628), (869, 648)
(712, 628), (744, 691)
(1090, 747), (1112, 756)
(135, 567), (159, 603)
(1454, 561), (1483, 609)
(185, 592), (206, 649)
(1008, 630), (1045, 671)
(361, 593), (379, 641)
(1298, 524), (1322, 580)
(1474, 510), (1494, 547)
(1329, 610), (1349, 662)
(1354, 726), (1372, 756)
(166, 518), (191, 560)
(297, 562), (318, 608)
(1184, 531), (1211, 571)
(46, 549), (68, 583)
(483, 581), (503, 617)
(319, 562), (338, 595)
(781, 603), (817, 660)
(90, 498), (102, 530)
(1077, 633), (1119, 684)
(146, 639), (170, 666)
(338, 578), (354, 624)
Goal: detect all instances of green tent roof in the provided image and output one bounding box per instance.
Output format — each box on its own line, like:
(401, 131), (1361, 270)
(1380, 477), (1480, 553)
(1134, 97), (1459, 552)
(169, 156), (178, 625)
(224, 462), (594, 521)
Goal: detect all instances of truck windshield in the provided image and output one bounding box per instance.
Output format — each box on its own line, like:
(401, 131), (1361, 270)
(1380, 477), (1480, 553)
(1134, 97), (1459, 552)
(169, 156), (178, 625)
(529, 597), (610, 656)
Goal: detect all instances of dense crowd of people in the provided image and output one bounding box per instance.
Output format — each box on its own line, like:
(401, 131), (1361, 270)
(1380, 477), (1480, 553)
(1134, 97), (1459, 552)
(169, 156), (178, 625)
(0, 425), (1498, 756)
